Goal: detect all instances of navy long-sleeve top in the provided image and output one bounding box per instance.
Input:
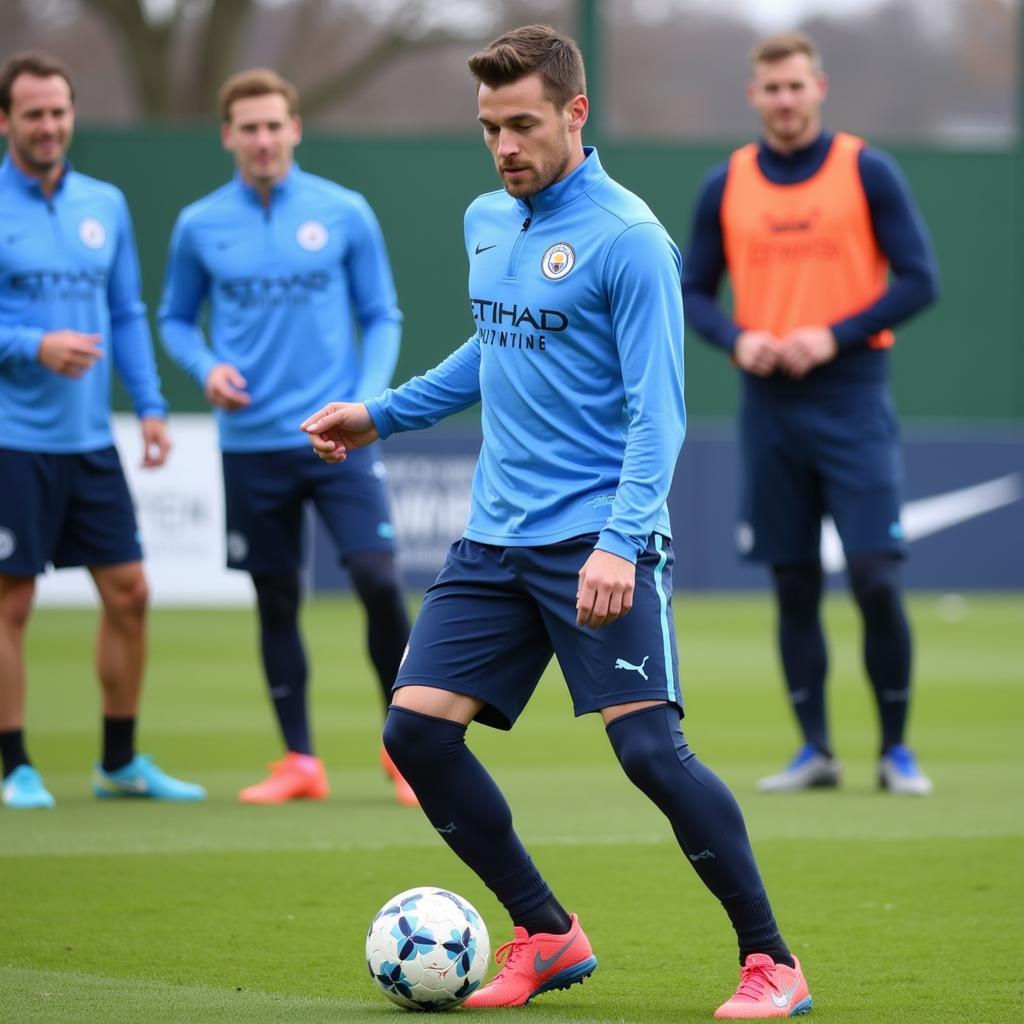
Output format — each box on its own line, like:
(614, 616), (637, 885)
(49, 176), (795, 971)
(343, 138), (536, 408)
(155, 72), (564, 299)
(682, 131), (939, 392)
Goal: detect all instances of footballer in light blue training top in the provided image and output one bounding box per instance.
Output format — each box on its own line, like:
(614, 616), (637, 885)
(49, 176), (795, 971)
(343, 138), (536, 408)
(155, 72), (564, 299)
(159, 68), (414, 808)
(302, 25), (811, 1020)
(0, 50), (204, 811)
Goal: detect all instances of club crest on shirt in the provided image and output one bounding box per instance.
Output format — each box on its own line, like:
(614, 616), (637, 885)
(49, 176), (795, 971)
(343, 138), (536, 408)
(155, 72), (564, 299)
(542, 242), (575, 280)
(296, 220), (329, 251)
(78, 217), (107, 249)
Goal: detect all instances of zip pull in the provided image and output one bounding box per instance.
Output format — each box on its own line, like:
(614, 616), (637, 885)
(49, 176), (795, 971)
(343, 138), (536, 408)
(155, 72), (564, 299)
(521, 216), (531, 231)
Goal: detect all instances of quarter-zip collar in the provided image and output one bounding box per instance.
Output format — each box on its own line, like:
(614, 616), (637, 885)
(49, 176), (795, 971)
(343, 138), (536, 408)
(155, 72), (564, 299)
(513, 146), (606, 219)
(0, 154), (72, 199)
(232, 161), (299, 207)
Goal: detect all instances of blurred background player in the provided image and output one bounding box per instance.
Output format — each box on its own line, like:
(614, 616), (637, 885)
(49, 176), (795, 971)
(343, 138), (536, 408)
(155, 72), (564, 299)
(682, 31), (940, 795)
(159, 69), (414, 806)
(0, 51), (205, 809)
(304, 25), (811, 1019)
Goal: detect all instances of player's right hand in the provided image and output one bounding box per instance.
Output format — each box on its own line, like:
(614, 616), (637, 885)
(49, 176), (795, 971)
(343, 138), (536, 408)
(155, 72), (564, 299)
(205, 363), (251, 411)
(734, 330), (781, 377)
(38, 330), (103, 378)
(300, 402), (379, 464)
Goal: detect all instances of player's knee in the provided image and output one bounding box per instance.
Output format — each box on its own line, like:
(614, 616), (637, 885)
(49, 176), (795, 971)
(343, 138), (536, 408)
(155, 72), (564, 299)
(382, 706), (426, 776)
(348, 551), (403, 611)
(848, 555), (903, 622)
(104, 570), (149, 621)
(253, 573), (301, 627)
(0, 579), (34, 633)
(607, 709), (676, 796)
(772, 562), (822, 616)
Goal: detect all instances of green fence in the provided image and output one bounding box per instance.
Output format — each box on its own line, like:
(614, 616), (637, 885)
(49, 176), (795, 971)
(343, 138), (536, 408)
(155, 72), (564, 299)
(16, 129), (1024, 420)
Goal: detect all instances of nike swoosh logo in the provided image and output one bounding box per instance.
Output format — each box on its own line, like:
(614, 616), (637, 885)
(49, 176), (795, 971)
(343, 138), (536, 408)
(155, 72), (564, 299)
(534, 932), (578, 973)
(820, 473), (1023, 573)
(105, 777), (148, 794)
(771, 980), (799, 1008)
(474, 243), (497, 254)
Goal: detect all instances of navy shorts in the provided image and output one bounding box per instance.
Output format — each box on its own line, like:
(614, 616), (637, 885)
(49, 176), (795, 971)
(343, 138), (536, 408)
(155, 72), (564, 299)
(222, 444), (397, 574)
(738, 388), (906, 565)
(395, 533), (682, 730)
(0, 446), (142, 576)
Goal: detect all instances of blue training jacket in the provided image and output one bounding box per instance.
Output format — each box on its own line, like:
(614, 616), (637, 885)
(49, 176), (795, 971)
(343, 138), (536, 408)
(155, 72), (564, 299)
(159, 165), (403, 452)
(0, 156), (167, 453)
(366, 149), (687, 563)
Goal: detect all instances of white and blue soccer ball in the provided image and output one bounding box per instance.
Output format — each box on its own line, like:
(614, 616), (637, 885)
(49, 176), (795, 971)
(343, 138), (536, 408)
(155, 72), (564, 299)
(366, 886), (490, 1011)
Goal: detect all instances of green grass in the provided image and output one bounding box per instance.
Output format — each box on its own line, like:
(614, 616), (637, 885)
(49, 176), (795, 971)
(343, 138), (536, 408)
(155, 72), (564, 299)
(1, 594), (1021, 1022)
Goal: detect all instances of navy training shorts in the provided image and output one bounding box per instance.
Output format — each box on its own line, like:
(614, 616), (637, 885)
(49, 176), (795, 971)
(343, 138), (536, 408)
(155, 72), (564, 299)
(221, 443), (397, 574)
(394, 532), (682, 730)
(0, 446), (142, 576)
(737, 387), (906, 565)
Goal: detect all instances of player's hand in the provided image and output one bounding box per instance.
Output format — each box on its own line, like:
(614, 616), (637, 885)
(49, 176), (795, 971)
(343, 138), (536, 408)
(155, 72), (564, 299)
(205, 363), (251, 410)
(734, 330), (781, 377)
(140, 417), (171, 468)
(38, 330), (103, 378)
(576, 549), (635, 629)
(779, 325), (838, 379)
(300, 402), (379, 464)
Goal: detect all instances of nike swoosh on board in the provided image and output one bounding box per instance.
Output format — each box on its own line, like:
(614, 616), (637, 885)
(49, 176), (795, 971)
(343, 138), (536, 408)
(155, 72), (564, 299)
(533, 932), (578, 972)
(820, 473), (1023, 574)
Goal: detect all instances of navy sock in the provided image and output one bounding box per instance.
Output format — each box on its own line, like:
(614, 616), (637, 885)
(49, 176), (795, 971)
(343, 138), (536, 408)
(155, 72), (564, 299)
(606, 704), (792, 966)
(347, 551), (411, 710)
(848, 554), (912, 754)
(102, 715), (135, 772)
(383, 706), (571, 935)
(253, 572), (311, 755)
(773, 563), (832, 756)
(0, 728), (29, 778)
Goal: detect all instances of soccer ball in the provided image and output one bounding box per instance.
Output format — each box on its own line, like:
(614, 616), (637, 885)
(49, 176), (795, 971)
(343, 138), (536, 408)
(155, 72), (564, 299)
(366, 886), (490, 1011)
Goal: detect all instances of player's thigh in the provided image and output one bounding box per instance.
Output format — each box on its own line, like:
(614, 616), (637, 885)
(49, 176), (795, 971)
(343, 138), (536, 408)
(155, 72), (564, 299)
(396, 538), (553, 731)
(814, 392), (905, 557)
(222, 450), (304, 572)
(306, 444), (397, 559)
(0, 448), (69, 575)
(739, 399), (822, 564)
(55, 448), (142, 569)
(523, 534), (684, 716)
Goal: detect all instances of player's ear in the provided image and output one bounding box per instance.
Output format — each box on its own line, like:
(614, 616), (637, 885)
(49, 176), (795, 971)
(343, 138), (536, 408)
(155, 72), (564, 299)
(566, 94), (588, 134)
(291, 115), (303, 145)
(219, 119), (233, 152)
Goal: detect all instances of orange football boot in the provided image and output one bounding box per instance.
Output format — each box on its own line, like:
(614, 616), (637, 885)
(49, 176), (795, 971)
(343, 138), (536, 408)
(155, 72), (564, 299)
(238, 752), (329, 804)
(380, 745), (419, 807)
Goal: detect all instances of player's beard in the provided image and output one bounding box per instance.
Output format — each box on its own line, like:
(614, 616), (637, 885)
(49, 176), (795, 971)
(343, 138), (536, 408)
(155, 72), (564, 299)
(499, 136), (572, 199)
(12, 134), (66, 176)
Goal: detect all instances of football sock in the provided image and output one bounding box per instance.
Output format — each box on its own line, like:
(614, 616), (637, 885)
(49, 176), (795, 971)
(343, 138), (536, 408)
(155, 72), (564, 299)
(383, 706), (571, 936)
(606, 704), (792, 967)
(347, 551), (411, 709)
(848, 554), (912, 754)
(101, 715), (136, 772)
(253, 572), (311, 755)
(0, 728), (29, 778)
(773, 562), (832, 756)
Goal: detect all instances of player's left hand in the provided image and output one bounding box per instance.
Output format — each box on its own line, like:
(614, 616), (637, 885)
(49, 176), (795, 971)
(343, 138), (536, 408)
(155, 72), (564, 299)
(576, 549), (635, 629)
(140, 417), (171, 468)
(779, 325), (838, 379)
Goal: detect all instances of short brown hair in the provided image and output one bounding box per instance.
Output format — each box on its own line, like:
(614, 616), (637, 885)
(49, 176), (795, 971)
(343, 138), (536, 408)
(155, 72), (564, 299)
(749, 31), (822, 73)
(218, 68), (298, 122)
(0, 51), (75, 113)
(467, 24), (586, 108)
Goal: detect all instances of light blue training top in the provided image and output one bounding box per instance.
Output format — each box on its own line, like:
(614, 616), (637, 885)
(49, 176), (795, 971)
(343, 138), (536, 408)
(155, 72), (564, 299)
(366, 149), (686, 563)
(159, 164), (403, 452)
(0, 155), (167, 452)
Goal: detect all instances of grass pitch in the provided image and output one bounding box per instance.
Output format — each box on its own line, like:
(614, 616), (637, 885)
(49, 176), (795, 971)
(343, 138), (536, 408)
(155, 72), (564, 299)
(1, 593), (1021, 1023)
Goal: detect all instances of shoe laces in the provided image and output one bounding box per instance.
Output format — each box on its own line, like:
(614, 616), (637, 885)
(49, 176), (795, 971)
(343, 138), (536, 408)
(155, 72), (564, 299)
(733, 959), (778, 1002)
(491, 936), (525, 978)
